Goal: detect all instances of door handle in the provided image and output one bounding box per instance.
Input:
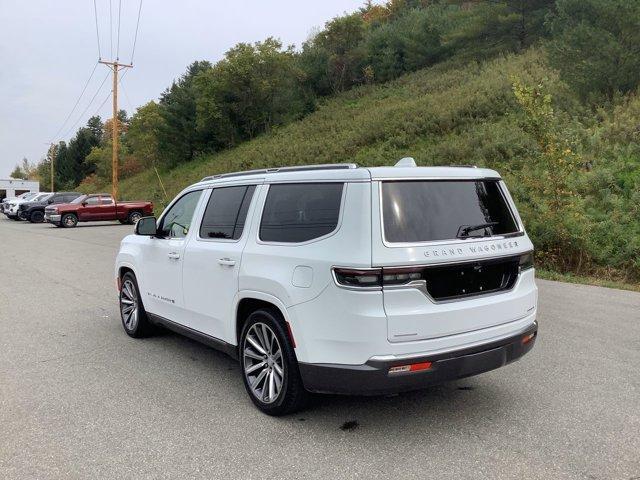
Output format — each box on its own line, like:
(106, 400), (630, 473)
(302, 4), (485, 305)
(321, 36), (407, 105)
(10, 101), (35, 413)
(218, 258), (236, 266)
(168, 252), (180, 260)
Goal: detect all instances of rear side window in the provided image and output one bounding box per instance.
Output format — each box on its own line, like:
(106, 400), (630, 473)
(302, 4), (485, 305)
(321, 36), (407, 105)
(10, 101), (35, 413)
(200, 185), (256, 240)
(260, 183), (344, 243)
(382, 180), (518, 243)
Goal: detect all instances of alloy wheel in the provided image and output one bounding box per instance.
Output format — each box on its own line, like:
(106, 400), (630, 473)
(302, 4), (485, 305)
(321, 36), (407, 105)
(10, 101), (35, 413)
(243, 322), (284, 404)
(120, 279), (139, 331)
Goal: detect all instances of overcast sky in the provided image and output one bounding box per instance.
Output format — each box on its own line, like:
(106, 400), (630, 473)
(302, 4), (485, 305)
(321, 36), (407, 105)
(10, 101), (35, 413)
(0, 0), (371, 178)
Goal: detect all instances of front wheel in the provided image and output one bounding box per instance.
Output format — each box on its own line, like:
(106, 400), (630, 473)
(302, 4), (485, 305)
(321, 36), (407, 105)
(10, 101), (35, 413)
(119, 272), (154, 338)
(29, 211), (45, 223)
(61, 213), (78, 228)
(240, 309), (308, 416)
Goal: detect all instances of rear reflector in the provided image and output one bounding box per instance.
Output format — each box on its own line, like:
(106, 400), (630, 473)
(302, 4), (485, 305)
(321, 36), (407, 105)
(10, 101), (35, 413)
(389, 361), (432, 374)
(522, 332), (536, 345)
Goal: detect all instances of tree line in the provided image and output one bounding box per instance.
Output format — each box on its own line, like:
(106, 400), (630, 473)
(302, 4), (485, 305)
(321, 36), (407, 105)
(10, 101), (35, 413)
(11, 0), (640, 191)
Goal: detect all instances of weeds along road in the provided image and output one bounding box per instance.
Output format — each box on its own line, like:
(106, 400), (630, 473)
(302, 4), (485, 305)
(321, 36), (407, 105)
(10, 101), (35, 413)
(0, 219), (638, 480)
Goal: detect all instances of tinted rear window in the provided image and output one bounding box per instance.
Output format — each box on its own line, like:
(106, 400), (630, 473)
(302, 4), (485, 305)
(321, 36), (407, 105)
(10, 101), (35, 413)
(260, 183), (344, 243)
(200, 185), (255, 240)
(382, 180), (518, 243)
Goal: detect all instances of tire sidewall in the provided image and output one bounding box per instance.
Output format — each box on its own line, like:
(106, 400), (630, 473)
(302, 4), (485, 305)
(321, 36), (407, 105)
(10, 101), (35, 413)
(120, 272), (148, 337)
(240, 310), (297, 414)
(30, 211), (44, 223)
(128, 211), (142, 225)
(61, 213), (78, 228)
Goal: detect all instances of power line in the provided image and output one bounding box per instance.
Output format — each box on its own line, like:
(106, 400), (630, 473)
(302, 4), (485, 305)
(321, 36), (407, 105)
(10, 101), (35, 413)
(93, 90), (112, 119)
(86, 69), (130, 125)
(116, 0), (122, 59)
(92, 0), (102, 59)
(61, 71), (110, 139)
(48, 62), (99, 143)
(119, 79), (135, 114)
(130, 0), (143, 64)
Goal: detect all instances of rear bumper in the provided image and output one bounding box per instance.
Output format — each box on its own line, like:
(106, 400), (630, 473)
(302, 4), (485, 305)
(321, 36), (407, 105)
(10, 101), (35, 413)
(298, 321), (537, 395)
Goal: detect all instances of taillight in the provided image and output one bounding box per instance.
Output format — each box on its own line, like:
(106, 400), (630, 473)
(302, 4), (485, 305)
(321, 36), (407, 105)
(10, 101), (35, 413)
(333, 268), (382, 288)
(519, 251), (534, 271)
(382, 267), (424, 286)
(333, 267), (425, 288)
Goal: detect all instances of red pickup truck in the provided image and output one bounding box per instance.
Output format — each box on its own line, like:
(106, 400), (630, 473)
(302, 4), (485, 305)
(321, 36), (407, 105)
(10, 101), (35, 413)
(44, 193), (153, 228)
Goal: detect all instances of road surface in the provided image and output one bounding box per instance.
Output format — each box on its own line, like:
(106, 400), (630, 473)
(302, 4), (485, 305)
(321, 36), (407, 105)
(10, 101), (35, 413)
(0, 219), (638, 479)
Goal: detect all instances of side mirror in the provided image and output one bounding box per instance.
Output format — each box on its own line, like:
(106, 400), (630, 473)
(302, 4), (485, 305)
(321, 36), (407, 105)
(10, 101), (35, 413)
(135, 216), (158, 236)
(81, 201), (88, 206)
(48, 199), (54, 204)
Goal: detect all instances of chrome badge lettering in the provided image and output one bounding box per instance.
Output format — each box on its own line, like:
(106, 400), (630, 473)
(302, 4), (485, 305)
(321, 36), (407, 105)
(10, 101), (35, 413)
(424, 240), (520, 258)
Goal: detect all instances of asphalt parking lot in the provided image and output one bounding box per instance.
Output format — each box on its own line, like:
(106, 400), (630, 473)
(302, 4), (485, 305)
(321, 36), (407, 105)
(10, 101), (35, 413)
(0, 218), (638, 480)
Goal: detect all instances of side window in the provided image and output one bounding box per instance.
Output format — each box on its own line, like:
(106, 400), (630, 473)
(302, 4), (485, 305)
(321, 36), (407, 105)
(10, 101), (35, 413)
(64, 195), (77, 203)
(259, 183), (344, 243)
(53, 196), (65, 204)
(85, 196), (100, 206)
(159, 190), (203, 239)
(199, 185), (256, 240)
(100, 195), (114, 205)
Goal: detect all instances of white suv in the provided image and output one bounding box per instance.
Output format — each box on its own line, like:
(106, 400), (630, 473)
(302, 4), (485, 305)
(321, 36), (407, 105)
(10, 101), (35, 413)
(4, 192), (51, 219)
(115, 160), (537, 415)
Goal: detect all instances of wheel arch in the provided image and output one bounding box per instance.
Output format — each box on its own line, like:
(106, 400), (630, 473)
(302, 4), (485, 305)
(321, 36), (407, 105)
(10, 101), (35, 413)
(234, 292), (292, 349)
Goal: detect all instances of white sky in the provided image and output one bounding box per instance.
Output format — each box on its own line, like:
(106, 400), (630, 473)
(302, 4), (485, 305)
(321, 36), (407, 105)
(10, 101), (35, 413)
(0, 0), (372, 177)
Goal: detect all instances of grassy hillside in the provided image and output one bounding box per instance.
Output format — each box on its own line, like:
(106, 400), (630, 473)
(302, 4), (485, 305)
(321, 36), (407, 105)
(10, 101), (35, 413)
(110, 49), (549, 202)
(90, 48), (639, 284)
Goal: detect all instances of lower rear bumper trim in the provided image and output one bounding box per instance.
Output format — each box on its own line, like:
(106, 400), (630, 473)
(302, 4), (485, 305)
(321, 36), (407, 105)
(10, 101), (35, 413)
(298, 321), (537, 395)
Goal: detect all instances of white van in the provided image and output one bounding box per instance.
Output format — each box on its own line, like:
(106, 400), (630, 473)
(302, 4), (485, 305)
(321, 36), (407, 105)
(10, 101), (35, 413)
(115, 159), (537, 415)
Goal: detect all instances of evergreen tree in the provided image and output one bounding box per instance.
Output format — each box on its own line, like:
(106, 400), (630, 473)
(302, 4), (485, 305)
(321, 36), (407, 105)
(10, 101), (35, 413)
(547, 0), (640, 101)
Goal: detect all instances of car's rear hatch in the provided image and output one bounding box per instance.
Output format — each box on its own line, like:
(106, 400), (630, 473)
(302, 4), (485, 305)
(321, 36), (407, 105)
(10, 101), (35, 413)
(369, 168), (536, 343)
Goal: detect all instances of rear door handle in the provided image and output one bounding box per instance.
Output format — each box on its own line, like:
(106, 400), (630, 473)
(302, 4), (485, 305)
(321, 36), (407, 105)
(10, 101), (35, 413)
(218, 258), (236, 266)
(168, 252), (180, 260)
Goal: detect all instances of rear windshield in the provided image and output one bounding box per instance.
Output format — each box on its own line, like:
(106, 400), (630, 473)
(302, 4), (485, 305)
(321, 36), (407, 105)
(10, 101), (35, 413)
(381, 180), (518, 243)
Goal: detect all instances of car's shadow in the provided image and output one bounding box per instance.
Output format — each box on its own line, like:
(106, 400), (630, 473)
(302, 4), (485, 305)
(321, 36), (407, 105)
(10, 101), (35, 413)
(147, 327), (510, 435)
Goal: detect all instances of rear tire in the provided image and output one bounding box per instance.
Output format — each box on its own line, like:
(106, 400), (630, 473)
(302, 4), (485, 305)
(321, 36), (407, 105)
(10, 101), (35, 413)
(240, 308), (308, 416)
(119, 272), (155, 338)
(29, 211), (45, 223)
(61, 213), (78, 228)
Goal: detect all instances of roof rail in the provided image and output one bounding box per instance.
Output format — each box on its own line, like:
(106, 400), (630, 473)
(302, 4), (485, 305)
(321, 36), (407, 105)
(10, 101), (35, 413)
(200, 163), (357, 182)
(447, 164), (478, 168)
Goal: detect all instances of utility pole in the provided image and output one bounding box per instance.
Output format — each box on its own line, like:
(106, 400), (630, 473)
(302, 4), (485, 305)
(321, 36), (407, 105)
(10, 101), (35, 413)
(99, 59), (132, 201)
(50, 144), (55, 192)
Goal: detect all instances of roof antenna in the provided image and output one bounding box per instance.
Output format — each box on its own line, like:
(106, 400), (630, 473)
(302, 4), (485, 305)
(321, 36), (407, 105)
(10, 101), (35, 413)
(395, 157), (417, 167)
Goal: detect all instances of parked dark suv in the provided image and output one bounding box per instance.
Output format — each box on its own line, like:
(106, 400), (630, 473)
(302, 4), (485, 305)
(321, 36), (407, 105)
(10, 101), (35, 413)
(19, 192), (82, 223)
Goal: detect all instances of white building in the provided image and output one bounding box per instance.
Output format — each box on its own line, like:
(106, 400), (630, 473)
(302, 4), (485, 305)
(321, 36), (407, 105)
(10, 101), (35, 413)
(0, 178), (40, 200)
